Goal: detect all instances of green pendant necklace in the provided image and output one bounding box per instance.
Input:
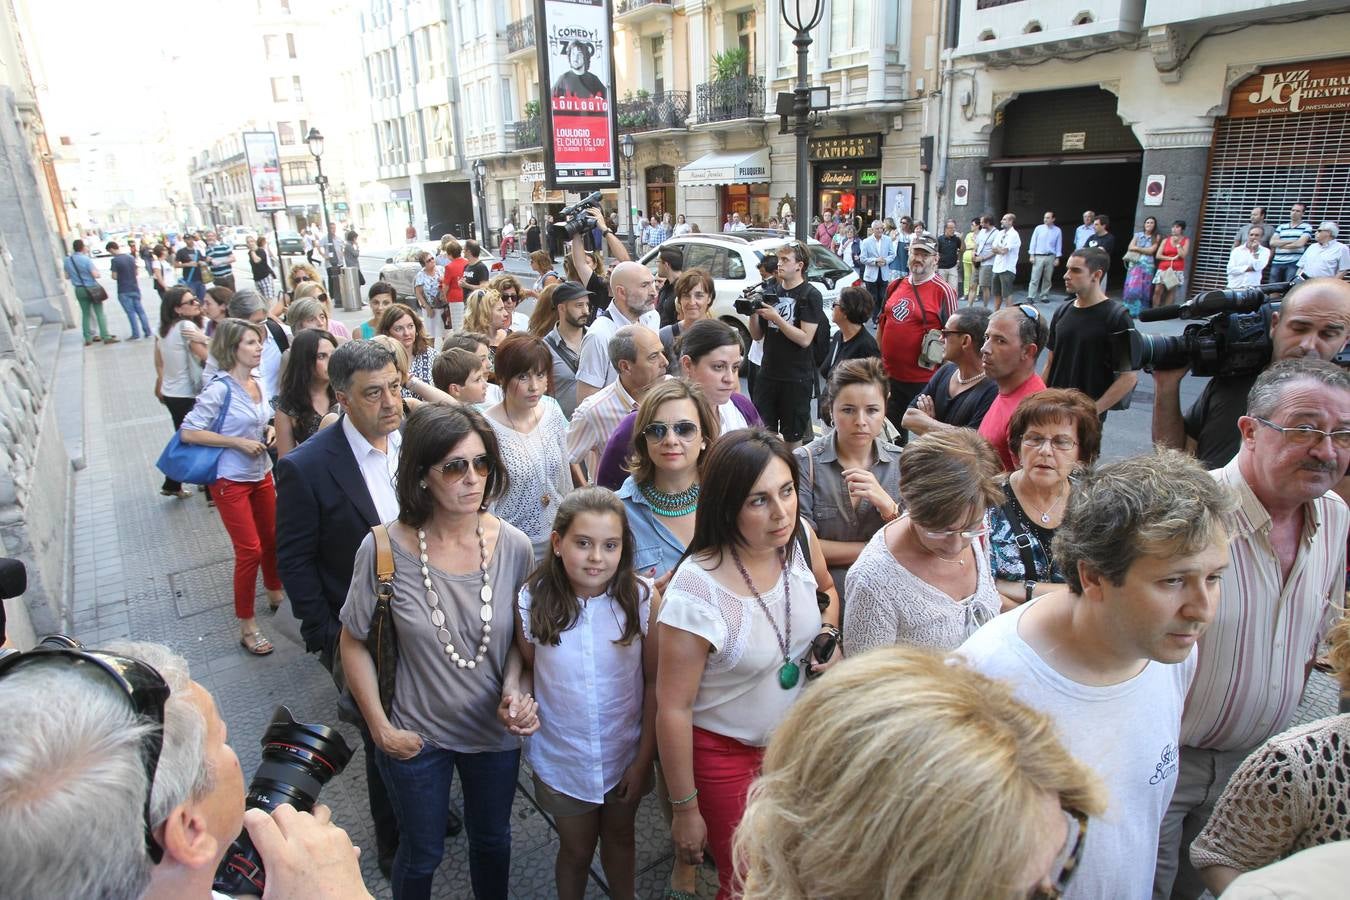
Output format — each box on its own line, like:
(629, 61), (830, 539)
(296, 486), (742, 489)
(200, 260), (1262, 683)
(729, 544), (799, 689)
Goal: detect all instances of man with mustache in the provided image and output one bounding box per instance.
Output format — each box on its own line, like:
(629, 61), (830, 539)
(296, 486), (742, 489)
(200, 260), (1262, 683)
(1153, 358), (1350, 900)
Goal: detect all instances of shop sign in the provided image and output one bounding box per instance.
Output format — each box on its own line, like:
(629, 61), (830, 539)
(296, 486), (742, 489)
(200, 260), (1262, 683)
(390, 189), (413, 202)
(1228, 57), (1350, 117)
(808, 133), (881, 161)
(520, 160), (546, 183)
(858, 169), (879, 187)
(1061, 132), (1086, 151)
(818, 169), (856, 188)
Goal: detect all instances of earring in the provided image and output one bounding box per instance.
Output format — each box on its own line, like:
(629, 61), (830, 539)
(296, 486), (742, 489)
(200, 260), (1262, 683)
(419, 481), (427, 489)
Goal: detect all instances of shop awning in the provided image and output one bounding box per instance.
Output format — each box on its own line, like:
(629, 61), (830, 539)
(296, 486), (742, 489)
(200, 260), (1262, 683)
(678, 148), (771, 186)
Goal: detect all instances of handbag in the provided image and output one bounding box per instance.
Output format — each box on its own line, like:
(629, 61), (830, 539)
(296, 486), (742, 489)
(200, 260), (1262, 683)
(68, 255), (109, 303)
(331, 524), (400, 722)
(1122, 250), (1142, 265)
(155, 377), (233, 483)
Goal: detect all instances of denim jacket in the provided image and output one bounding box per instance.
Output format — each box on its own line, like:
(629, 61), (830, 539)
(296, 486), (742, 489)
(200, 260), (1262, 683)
(617, 476), (688, 581)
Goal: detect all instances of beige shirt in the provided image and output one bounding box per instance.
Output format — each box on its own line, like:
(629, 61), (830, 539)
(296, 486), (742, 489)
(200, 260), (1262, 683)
(1220, 840), (1350, 899)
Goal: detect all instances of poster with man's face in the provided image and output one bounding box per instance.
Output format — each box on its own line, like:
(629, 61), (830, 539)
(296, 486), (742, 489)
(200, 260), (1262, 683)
(537, 0), (618, 189)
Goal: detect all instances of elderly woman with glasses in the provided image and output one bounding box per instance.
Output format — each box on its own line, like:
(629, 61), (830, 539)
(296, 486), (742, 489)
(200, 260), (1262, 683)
(844, 428), (1003, 655)
(987, 389), (1101, 609)
(734, 647), (1104, 900)
(339, 403), (539, 900)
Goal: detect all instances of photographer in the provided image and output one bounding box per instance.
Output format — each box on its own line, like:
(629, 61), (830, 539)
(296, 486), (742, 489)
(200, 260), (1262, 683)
(1152, 277), (1350, 469)
(0, 639), (371, 900)
(568, 207), (631, 318)
(749, 240), (824, 449)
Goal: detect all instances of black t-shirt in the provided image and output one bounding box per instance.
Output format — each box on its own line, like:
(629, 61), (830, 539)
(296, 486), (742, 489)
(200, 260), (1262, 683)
(821, 326), (879, 376)
(1184, 372), (1258, 470)
(760, 280), (824, 384)
(1046, 299), (1134, 401)
(250, 246), (273, 280)
(1085, 232), (1115, 266)
(464, 260), (490, 288)
(910, 362), (998, 429)
(585, 270), (612, 314)
(175, 246), (201, 283)
(657, 279), (678, 328)
(936, 234), (962, 269)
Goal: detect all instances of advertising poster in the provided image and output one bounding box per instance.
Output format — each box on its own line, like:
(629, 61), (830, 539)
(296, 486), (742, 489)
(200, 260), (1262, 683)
(883, 184), (915, 223)
(536, 0), (619, 190)
(242, 131), (287, 213)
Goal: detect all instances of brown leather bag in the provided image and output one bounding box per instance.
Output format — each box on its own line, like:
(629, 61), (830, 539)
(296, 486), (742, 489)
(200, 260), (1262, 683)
(332, 524), (399, 721)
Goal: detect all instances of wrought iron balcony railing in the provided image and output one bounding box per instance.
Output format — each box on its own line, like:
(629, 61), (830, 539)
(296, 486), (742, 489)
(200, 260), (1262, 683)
(506, 16), (535, 54)
(695, 75), (765, 123)
(616, 91), (690, 133)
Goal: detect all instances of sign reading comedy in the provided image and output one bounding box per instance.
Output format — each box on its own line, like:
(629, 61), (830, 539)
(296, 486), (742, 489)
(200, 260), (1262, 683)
(536, 0), (619, 190)
(242, 131), (287, 212)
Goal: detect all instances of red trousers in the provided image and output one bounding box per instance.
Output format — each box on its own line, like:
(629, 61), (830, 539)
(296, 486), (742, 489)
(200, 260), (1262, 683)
(692, 727), (765, 900)
(212, 475), (281, 619)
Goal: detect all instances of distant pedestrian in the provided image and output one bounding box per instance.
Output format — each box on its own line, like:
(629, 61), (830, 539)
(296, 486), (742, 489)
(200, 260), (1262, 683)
(1084, 215), (1116, 291)
(175, 235), (208, 300)
(973, 215), (997, 306)
(319, 222), (342, 271)
(1123, 216), (1160, 316)
(672, 213), (692, 237)
(458, 239), (491, 309)
(877, 234), (957, 442)
(936, 219), (962, 295)
(343, 229), (363, 284)
(151, 245), (174, 299)
(64, 239), (117, 345)
(1227, 225), (1271, 289)
(1296, 221), (1350, 279)
(990, 213), (1020, 310)
(859, 220), (894, 320)
(525, 217), (542, 254)
(107, 241), (151, 340)
(1269, 201), (1313, 283)
(1152, 220), (1190, 307)
(1073, 209), (1096, 250)
(136, 238), (154, 276)
(962, 218), (980, 304)
(248, 235), (278, 300)
(1232, 206), (1274, 248)
(1025, 211), (1062, 302)
(153, 285), (210, 498)
(206, 231), (236, 291)
(501, 218), (517, 255)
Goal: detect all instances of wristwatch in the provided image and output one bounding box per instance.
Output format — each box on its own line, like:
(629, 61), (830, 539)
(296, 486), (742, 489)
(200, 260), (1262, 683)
(1024, 580), (1036, 605)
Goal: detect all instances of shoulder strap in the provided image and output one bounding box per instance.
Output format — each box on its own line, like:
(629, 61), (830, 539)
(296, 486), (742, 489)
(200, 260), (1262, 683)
(998, 481), (1041, 580)
(544, 332), (580, 373)
(372, 524), (396, 590)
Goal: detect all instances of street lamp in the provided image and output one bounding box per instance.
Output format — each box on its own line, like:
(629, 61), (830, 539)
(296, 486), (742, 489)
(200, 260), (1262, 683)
(781, 0), (825, 242)
(620, 133), (636, 258)
(204, 181), (219, 234)
(472, 157), (488, 245)
(306, 127), (331, 239)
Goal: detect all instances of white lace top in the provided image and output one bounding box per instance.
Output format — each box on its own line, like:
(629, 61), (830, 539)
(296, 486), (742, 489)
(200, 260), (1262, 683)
(843, 520), (1000, 656)
(487, 397), (571, 558)
(658, 546), (821, 747)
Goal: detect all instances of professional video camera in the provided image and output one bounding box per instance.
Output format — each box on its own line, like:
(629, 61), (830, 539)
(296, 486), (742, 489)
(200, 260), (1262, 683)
(553, 191), (604, 253)
(733, 280), (782, 317)
(1129, 281), (1296, 378)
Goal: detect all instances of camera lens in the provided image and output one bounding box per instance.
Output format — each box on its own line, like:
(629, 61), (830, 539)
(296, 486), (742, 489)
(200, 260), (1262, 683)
(212, 705), (353, 896)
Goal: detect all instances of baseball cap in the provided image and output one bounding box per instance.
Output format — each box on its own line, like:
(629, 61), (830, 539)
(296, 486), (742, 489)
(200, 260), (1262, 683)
(910, 234), (938, 254)
(551, 280), (594, 305)
(1316, 221), (1339, 239)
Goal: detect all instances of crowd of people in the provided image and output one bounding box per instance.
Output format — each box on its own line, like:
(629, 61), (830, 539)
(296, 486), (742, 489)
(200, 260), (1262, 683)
(5, 210), (1350, 900)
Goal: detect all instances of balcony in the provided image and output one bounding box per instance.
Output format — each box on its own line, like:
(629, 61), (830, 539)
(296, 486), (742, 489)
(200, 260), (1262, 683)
(508, 116), (541, 151)
(695, 75), (765, 125)
(615, 0), (672, 25)
(505, 16), (535, 59)
(617, 91), (690, 133)
(954, 0), (1144, 65)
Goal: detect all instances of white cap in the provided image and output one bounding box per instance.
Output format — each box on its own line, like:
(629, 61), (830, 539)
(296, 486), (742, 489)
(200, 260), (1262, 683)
(1317, 220), (1339, 239)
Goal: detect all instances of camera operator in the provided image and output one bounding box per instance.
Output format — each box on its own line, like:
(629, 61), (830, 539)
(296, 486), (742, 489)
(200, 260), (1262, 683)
(1152, 277), (1350, 469)
(568, 210), (631, 320)
(749, 240), (824, 450)
(0, 639), (371, 900)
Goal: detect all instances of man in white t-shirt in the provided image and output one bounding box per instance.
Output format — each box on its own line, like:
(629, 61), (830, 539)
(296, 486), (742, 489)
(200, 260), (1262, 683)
(958, 449), (1236, 900)
(991, 212), (1022, 310)
(575, 260), (660, 405)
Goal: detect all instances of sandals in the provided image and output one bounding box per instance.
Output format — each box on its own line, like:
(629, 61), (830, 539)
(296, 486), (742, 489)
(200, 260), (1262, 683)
(161, 488), (193, 499)
(240, 630), (274, 656)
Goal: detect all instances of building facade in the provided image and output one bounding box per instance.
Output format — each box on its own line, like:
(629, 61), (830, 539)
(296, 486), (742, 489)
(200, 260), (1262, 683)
(940, 0), (1350, 293)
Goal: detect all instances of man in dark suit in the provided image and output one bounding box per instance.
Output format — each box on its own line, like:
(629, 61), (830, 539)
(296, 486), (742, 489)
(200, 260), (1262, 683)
(274, 340), (458, 876)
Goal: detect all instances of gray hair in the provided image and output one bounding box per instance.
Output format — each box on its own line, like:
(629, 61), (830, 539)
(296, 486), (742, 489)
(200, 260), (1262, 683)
(286, 297), (327, 329)
(226, 288), (267, 320)
(329, 339), (397, 394)
(209, 317), (266, 371)
(1053, 449), (1237, 595)
(0, 641), (210, 900)
(1247, 357), (1350, 420)
(608, 324), (643, 370)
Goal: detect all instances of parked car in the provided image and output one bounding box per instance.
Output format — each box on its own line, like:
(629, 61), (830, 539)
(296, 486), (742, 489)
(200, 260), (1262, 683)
(227, 226), (257, 248)
(275, 231), (305, 256)
(378, 241), (500, 304)
(637, 233), (859, 348)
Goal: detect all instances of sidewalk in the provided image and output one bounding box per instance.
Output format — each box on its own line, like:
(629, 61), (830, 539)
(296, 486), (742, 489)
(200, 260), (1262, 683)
(64, 329), (710, 898)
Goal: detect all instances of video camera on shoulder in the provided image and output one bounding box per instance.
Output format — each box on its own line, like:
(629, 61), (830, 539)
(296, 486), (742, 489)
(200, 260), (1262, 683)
(553, 191), (603, 253)
(734, 280), (782, 317)
(1123, 280), (1298, 378)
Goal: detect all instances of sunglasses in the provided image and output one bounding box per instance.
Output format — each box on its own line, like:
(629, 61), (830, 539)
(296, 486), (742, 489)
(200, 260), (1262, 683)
(642, 420), (700, 442)
(1027, 808), (1089, 899)
(430, 454), (493, 482)
(1017, 304), (1040, 321)
(0, 639), (170, 863)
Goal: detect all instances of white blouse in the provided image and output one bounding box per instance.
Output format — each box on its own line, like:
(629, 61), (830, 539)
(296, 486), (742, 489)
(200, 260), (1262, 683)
(519, 581), (652, 804)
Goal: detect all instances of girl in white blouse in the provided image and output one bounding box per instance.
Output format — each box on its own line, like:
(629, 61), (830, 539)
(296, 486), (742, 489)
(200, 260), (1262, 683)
(515, 487), (657, 900)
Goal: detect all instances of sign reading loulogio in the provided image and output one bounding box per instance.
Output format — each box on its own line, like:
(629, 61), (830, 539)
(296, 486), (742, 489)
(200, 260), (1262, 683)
(536, 0), (619, 190)
(242, 131), (287, 212)
(1228, 56), (1350, 117)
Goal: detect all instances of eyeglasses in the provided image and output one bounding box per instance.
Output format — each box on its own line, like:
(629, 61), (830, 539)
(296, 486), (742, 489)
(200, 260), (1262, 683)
(920, 524), (988, 541)
(1021, 434), (1079, 451)
(178, 297), (201, 306)
(1027, 808), (1089, 899)
(0, 640), (170, 863)
(940, 329), (966, 339)
(430, 454), (493, 482)
(642, 420), (700, 442)
(1254, 417), (1350, 449)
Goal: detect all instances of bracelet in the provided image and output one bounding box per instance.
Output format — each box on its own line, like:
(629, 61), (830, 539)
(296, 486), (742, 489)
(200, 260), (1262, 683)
(820, 623), (842, 640)
(670, 788), (699, 807)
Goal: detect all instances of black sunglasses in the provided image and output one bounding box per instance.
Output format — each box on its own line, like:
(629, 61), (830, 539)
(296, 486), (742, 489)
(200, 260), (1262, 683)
(0, 640), (171, 863)
(642, 420), (700, 441)
(431, 454), (493, 481)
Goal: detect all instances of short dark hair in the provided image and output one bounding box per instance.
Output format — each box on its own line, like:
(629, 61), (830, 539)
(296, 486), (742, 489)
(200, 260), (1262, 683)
(758, 254), (778, 274)
(950, 305), (991, 348)
(1070, 247), (1110, 277)
(464, 239), (481, 258)
(368, 280), (396, 301)
(492, 332), (553, 394)
(1093, 215), (1110, 228)
(328, 339), (397, 394)
(1007, 388), (1102, 465)
(827, 357), (889, 405)
(659, 246), (684, 271)
(673, 268), (714, 304)
(838, 285), (873, 325)
(1253, 206), (1266, 217)
(396, 404), (509, 527)
(105, 241), (118, 252)
(677, 318), (742, 363)
(431, 348), (483, 391)
(72, 239), (85, 252)
(1171, 220), (1187, 231)
(992, 305), (1049, 354)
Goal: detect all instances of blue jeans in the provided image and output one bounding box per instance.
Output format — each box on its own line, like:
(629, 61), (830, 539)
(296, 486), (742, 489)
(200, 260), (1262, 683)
(376, 743), (519, 900)
(1269, 262), (1299, 284)
(117, 290), (151, 338)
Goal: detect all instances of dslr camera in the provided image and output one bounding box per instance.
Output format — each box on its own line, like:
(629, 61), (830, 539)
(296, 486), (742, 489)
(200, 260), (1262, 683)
(1127, 281), (1295, 378)
(734, 280), (781, 318)
(553, 191), (603, 253)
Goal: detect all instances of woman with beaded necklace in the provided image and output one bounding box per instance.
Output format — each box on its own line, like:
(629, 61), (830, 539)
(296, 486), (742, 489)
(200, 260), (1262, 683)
(339, 403), (539, 900)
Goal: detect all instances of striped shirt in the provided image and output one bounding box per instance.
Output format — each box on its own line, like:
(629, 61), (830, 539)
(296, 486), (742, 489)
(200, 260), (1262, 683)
(207, 242), (234, 276)
(1271, 221), (1314, 264)
(565, 378), (639, 470)
(1181, 460), (1348, 751)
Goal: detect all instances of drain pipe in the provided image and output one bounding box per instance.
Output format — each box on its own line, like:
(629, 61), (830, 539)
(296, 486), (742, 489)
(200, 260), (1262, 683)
(934, 0), (961, 221)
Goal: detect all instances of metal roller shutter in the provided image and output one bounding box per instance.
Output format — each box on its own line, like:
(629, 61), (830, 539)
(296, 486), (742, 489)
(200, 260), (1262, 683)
(1193, 109), (1350, 294)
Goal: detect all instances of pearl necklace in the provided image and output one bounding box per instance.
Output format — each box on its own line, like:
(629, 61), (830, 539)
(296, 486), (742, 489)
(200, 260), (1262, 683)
(951, 367), (986, 386)
(417, 519), (494, 669)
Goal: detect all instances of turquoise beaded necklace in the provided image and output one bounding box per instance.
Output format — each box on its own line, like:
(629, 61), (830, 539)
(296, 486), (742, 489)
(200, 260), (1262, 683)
(639, 480), (700, 517)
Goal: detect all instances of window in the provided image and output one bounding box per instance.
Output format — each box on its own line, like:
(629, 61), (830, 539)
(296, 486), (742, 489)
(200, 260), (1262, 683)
(651, 36), (665, 97)
(271, 77), (288, 102)
(286, 33), (296, 58)
(264, 34), (281, 60)
(292, 75), (304, 102)
(736, 10), (756, 74)
(277, 121), (296, 144)
(299, 120), (308, 142)
(427, 105), (451, 157)
(829, 0), (868, 56)
(500, 78), (515, 124)
(283, 162), (313, 186)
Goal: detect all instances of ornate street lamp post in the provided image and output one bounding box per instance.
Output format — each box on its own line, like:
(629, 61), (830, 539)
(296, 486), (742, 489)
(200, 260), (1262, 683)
(621, 133), (637, 257)
(781, 0), (825, 243)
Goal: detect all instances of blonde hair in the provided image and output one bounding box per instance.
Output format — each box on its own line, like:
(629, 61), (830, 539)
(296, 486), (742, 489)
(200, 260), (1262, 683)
(370, 334), (409, 381)
(288, 262), (321, 289)
(734, 647), (1105, 900)
(528, 283), (561, 336)
(208, 318), (266, 371)
(464, 288), (502, 336)
(1325, 616), (1350, 692)
(292, 281), (323, 301)
(898, 429), (1003, 528)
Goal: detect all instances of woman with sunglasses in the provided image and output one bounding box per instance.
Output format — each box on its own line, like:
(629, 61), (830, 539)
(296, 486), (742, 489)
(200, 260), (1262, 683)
(656, 429), (839, 900)
(796, 358), (901, 603)
(488, 274), (530, 332)
(293, 281), (352, 340)
(987, 389), (1100, 610)
(339, 403), (539, 900)
(154, 285), (210, 498)
(734, 647), (1103, 900)
(844, 428), (1003, 655)
(482, 332), (572, 561)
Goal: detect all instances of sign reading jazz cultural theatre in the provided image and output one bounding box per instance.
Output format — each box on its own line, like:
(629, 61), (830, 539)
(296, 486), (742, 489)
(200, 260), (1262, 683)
(536, 0), (620, 190)
(1228, 56), (1350, 117)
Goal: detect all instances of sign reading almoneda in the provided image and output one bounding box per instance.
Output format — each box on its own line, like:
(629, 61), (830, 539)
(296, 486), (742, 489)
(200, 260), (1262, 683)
(537, 0), (620, 190)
